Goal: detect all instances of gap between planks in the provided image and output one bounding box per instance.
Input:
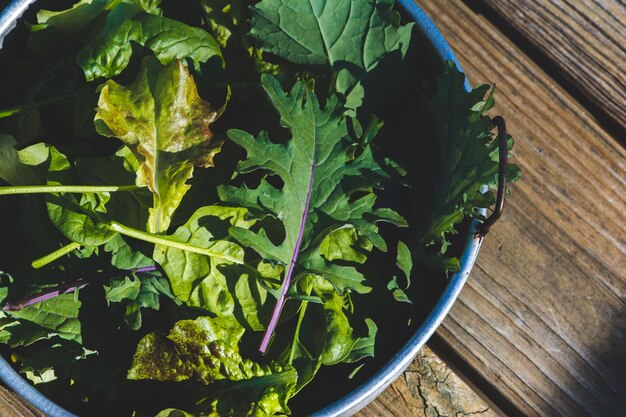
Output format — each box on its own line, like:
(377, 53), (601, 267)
(464, 0), (626, 139)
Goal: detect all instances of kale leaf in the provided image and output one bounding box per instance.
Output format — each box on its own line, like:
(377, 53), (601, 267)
(218, 75), (405, 352)
(249, 0), (413, 111)
(417, 64), (521, 271)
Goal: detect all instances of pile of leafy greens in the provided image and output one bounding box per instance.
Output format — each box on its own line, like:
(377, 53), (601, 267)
(0, 0), (519, 416)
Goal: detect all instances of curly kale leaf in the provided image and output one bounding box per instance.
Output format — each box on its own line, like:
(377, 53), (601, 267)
(218, 75), (404, 351)
(418, 63), (521, 271)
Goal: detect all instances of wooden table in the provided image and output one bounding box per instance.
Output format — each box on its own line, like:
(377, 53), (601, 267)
(1, 1), (625, 416)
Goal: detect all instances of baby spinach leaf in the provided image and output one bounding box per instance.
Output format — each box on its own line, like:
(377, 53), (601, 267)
(78, 13), (221, 81)
(218, 75), (405, 351)
(0, 135), (49, 186)
(103, 236), (173, 329)
(153, 205), (263, 323)
(104, 234), (154, 270)
(104, 276), (141, 303)
(129, 316), (297, 417)
(75, 153), (151, 231)
(95, 57), (223, 233)
(32, 0), (159, 37)
(281, 275), (377, 392)
(31, 0), (112, 35)
(249, 0), (413, 111)
(418, 64), (521, 270)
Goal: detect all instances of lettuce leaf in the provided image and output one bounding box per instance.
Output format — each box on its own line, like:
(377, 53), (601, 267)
(95, 57), (223, 233)
(129, 316), (297, 417)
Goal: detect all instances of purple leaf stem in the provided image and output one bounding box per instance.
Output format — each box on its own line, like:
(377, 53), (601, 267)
(2, 279), (88, 311)
(2, 266), (159, 312)
(259, 154), (316, 354)
(133, 266), (158, 274)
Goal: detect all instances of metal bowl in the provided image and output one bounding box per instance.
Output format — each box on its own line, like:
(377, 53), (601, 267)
(0, 1), (483, 416)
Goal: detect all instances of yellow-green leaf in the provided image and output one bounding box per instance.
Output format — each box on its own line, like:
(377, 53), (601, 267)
(95, 57), (222, 233)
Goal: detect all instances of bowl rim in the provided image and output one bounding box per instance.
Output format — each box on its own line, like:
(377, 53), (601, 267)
(0, 1), (481, 416)
(314, 4), (480, 413)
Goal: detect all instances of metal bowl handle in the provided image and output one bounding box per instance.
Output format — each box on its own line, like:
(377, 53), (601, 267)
(478, 115), (508, 237)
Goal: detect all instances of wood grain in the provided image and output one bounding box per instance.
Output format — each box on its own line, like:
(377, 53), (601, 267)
(412, 1), (626, 416)
(0, 385), (45, 417)
(471, 0), (626, 131)
(356, 346), (498, 417)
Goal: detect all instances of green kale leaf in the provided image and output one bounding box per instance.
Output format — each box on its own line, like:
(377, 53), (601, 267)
(95, 57), (223, 233)
(249, 0), (413, 111)
(417, 64), (521, 271)
(218, 75), (404, 351)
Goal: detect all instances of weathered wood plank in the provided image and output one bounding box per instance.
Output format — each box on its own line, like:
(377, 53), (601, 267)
(0, 385), (45, 417)
(356, 346), (498, 417)
(412, 1), (626, 416)
(471, 0), (626, 131)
